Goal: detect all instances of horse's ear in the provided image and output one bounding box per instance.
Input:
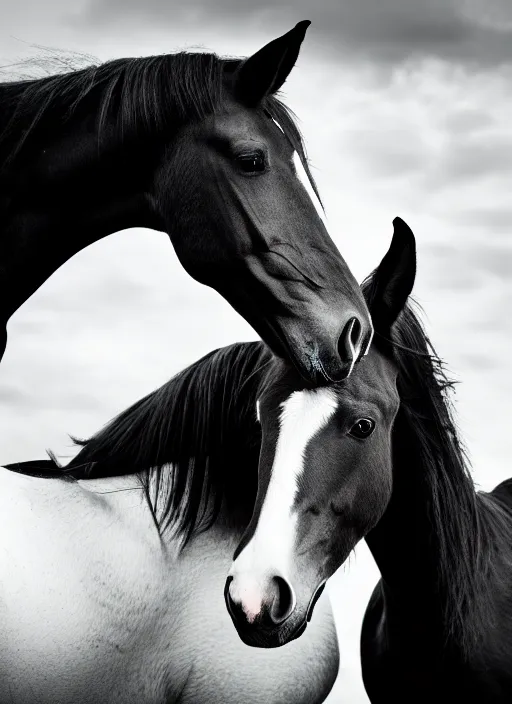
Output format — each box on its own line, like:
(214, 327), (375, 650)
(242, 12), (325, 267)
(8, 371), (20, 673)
(366, 217), (416, 336)
(233, 21), (311, 107)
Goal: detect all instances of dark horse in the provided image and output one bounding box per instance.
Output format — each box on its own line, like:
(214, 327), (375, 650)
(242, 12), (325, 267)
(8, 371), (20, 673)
(0, 21), (372, 381)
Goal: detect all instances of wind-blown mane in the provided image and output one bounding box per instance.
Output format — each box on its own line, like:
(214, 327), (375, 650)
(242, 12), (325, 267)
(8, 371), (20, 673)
(0, 52), (223, 167)
(51, 341), (272, 545)
(362, 275), (509, 656)
(0, 49), (321, 203)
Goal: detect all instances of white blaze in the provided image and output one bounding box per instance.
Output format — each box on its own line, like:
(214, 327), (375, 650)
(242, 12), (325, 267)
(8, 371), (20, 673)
(270, 114), (327, 227)
(292, 150), (328, 228)
(229, 388), (338, 620)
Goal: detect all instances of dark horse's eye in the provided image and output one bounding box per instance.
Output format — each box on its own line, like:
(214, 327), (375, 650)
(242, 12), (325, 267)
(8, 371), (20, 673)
(236, 153), (266, 174)
(349, 418), (375, 439)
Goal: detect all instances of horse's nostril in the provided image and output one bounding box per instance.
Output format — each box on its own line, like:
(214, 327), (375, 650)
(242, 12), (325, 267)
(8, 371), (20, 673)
(338, 316), (363, 367)
(350, 317), (362, 349)
(269, 576), (296, 625)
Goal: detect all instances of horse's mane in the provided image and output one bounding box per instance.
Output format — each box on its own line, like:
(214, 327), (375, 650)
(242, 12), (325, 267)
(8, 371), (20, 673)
(55, 341), (274, 545)
(362, 276), (510, 656)
(0, 48), (321, 203)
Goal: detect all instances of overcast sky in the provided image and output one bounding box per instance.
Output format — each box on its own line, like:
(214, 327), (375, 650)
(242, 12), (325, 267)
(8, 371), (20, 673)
(1, 1), (512, 701)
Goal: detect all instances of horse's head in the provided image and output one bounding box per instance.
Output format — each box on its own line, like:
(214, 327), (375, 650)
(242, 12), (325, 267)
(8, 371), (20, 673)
(155, 21), (372, 385)
(225, 218), (416, 647)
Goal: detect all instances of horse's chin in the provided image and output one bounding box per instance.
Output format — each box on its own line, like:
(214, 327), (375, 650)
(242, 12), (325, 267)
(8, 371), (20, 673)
(232, 617), (308, 649)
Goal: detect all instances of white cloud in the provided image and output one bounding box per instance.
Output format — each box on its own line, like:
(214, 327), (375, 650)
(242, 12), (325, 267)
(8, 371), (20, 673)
(76, 0), (512, 68)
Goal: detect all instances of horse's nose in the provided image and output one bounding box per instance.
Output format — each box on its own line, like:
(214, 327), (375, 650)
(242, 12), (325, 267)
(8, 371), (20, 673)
(337, 316), (365, 374)
(224, 575), (296, 627)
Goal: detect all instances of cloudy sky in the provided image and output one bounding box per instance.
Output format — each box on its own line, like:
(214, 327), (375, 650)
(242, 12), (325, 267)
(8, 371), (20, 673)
(1, 0), (512, 701)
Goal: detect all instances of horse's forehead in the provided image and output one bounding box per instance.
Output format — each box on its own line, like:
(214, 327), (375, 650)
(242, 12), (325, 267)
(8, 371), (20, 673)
(340, 349), (398, 407)
(279, 388), (339, 429)
(209, 106), (287, 144)
(361, 347), (396, 382)
(263, 350), (396, 419)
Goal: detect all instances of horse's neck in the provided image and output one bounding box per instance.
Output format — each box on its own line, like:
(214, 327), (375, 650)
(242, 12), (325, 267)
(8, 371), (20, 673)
(366, 463), (450, 610)
(0, 112), (162, 326)
(365, 423), (493, 648)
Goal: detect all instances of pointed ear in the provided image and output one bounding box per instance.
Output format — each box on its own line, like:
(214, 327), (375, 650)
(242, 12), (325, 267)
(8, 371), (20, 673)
(365, 217), (417, 336)
(233, 21), (311, 107)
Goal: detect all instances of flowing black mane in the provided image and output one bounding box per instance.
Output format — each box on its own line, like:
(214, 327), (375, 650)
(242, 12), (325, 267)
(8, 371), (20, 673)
(362, 276), (510, 655)
(0, 49), (320, 201)
(0, 53), (217, 164)
(57, 341), (274, 544)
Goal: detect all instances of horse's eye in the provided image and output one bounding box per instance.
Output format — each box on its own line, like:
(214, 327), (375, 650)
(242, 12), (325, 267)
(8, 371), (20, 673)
(349, 418), (375, 439)
(236, 153), (266, 174)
